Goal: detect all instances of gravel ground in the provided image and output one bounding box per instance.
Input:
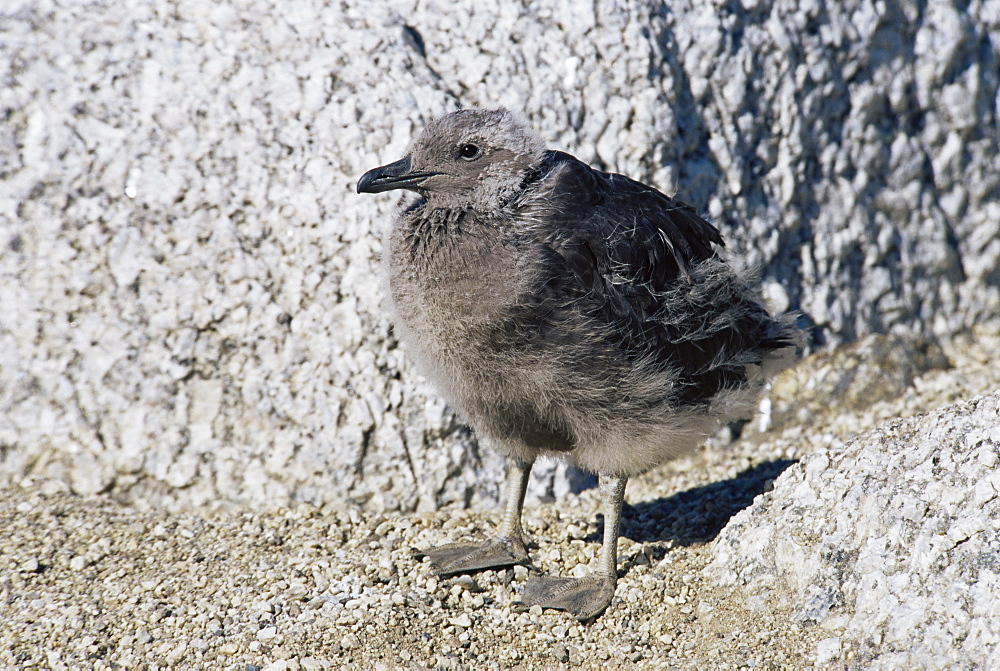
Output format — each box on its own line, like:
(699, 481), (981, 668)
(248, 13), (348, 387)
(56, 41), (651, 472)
(1, 327), (997, 669)
(0, 475), (825, 670)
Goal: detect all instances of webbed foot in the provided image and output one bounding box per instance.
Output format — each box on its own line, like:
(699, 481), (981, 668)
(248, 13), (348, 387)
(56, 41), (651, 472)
(518, 573), (617, 621)
(416, 537), (530, 577)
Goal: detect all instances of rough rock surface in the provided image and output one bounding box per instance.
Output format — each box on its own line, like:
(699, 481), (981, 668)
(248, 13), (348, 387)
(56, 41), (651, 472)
(705, 391), (1000, 669)
(1, 329), (997, 668)
(2, 0), (998, 512)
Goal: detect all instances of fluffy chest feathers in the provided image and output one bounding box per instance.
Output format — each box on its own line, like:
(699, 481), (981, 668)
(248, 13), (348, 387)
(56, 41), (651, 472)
(387, 204), (539, 352)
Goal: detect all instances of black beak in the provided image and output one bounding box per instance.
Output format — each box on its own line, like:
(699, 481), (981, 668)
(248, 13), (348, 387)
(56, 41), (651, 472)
(356, 156), (439, 194)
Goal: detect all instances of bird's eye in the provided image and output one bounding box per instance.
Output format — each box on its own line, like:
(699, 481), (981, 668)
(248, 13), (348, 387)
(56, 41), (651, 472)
(458, 143), (482, 161)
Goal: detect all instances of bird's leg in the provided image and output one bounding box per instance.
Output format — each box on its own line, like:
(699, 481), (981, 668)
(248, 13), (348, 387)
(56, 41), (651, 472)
(519, 472), (628, 621)
(418, 458), (534, 576)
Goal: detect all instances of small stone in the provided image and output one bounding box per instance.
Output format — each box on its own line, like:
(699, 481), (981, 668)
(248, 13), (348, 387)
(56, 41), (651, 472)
(568, 646), (583, 665)
(341, 633), (360, 650)
(451, 575), (483, 593)
(257, 626), (278, 641)
(69, 556), (87, 571)
(815, 637), (842, 664)
(447, 614), (472, 628)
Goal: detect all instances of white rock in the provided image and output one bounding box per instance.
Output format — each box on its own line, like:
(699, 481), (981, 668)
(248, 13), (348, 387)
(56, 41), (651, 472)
(706, 392), (1000, 667)
(1, 0), (997, 518)
(448, 614), (473, 628)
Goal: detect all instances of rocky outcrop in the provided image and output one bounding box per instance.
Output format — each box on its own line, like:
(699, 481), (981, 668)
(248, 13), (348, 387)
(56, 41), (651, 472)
(706, 391), (1000, 668)
(1, 0), (997, 511)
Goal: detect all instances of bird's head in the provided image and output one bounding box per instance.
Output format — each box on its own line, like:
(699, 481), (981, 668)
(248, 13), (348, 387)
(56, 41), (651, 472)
(357, 108), (546, 210)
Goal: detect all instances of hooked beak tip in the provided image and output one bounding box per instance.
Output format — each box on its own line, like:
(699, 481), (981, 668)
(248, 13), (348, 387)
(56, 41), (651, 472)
(357, 155), (439, 194)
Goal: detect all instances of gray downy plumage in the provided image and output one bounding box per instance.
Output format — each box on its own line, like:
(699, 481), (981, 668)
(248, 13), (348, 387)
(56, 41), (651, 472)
(357, 107), (803, 621)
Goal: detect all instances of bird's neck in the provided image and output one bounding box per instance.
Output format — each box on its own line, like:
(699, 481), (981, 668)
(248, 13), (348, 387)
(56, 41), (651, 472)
(394, 204), (506, 262)
(405, 203), (481, 236)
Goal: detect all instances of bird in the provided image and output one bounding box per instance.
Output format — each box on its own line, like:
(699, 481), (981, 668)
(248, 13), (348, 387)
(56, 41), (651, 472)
(357, 108), (803, 621)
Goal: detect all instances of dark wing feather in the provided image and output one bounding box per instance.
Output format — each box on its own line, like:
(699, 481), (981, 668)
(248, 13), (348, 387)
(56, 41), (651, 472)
(522, 151), (783, 405)
(534, 152), (722, 293)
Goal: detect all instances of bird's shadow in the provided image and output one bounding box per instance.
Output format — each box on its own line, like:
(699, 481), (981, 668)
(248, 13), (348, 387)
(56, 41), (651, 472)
(586, 459), (796, 557)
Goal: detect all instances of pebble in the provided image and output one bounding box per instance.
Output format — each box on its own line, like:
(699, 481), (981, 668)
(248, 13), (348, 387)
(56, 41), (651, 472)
(447, 614), (472, 628)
